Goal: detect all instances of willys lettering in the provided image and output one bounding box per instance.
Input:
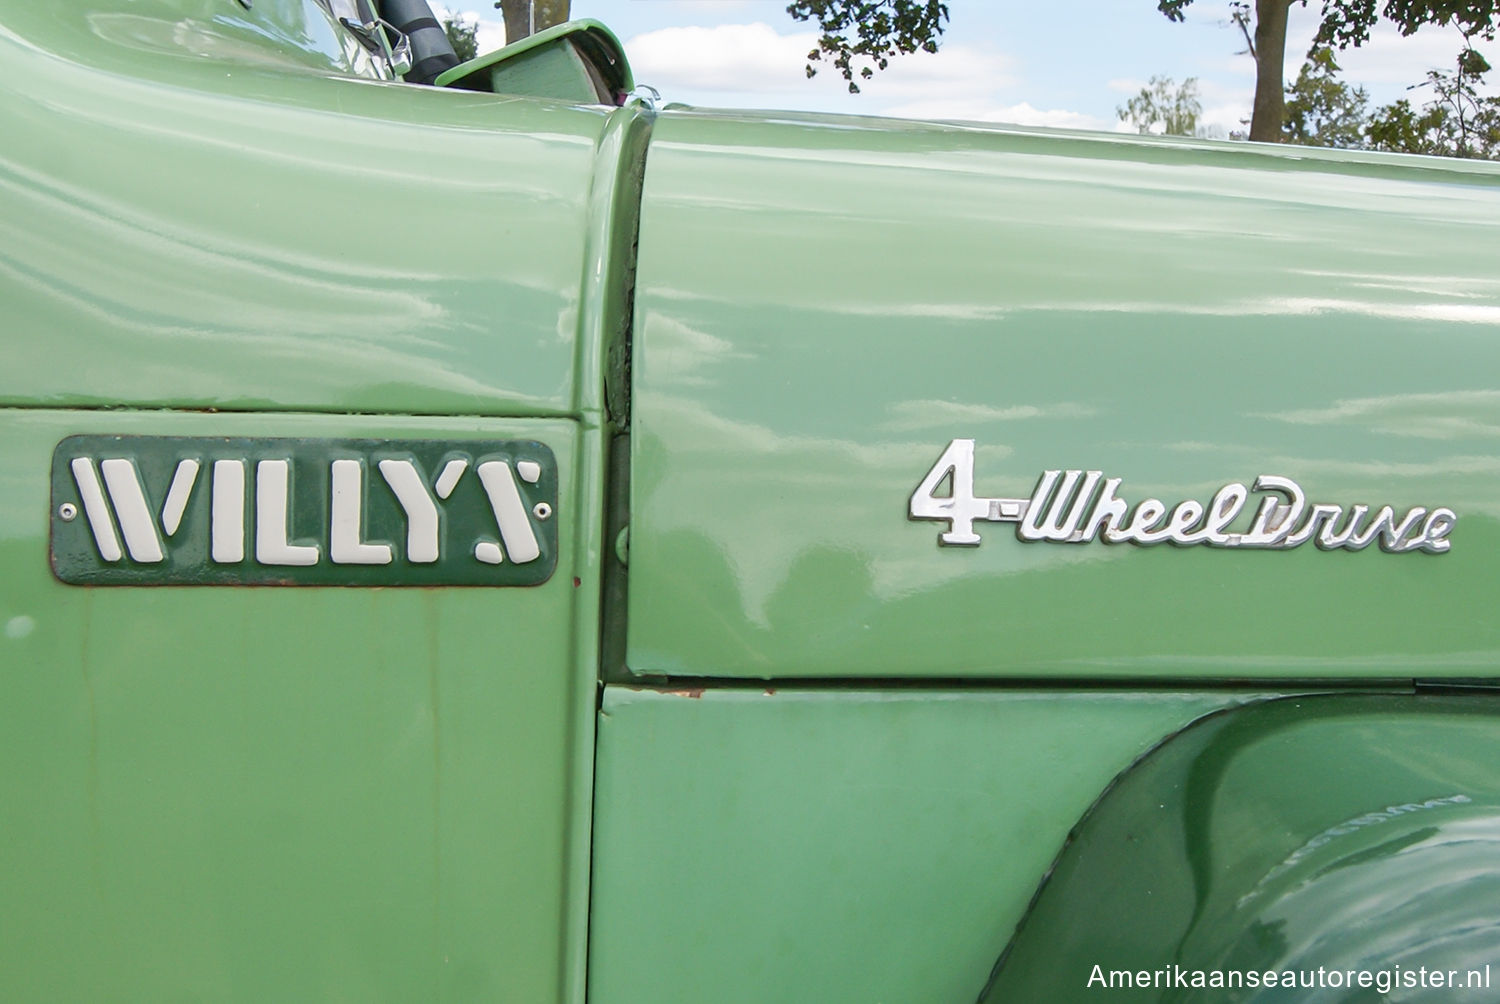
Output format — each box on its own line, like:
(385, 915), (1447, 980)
(911, 438), (1455, 555)
(50, 435), (559, 586)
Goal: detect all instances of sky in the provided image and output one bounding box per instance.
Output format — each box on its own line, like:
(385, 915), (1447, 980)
(438, 1), (1497, 136)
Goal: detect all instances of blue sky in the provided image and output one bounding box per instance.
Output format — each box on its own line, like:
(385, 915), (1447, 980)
(440, 1), (1495, 135)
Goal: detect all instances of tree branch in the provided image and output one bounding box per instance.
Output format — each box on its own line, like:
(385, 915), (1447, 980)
(1232, 2), (1257, 59)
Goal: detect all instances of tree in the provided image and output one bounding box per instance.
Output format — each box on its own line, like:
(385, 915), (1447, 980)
(1159, 0), (1294, 141)
(787, 1), (950, 93)
(1367, 46), (1500, 156)
(1275, 38), (1500, 158)
(496, 0), (570, 45)
(441, 12), (479, 63)
(1157, 1), (1499, 142)
(1366, 96), (1460, 152)
(1283, 46), (1369, 146)
(1118, 76), (1206, 134)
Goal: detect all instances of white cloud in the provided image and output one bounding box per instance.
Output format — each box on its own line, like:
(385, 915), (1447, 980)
(1198, 102), (1248, 137)
(431, 5), (507, 52)
(1171, 5), (1497, 133)
(474, 18), (507, 53)
(1333, 23), (1498, 97)
(628, 20), (1023, 101)
(651, 0), (765, 11)
(857, 43), (1019, 100)
(1277, 9), (1498, 99)
(623, 21), (1104, 128)
(441, 2), (1497, 139)
(1197, 80), (1251, 135)
(626, 21), (819, 92)
(882, 99), (1105, 130)
(1104, 75), (1246, 137)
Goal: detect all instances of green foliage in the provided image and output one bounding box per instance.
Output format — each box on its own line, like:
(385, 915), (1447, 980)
(1118, 75), (1204, 135)
(1315, 0), (1497, 47)
(787, 1), (950, 93)
(1272, 40), (1500, 158)
(1365, 97), (1457, 152)
(1157, 1), (1499, 142)
(1283, 47), (1370, 146)
(1156, 0), (1253, 22)
(441, 12), (479, 63)
(1367, 49), (1500, 156)
(1159, 0), (1495, 39)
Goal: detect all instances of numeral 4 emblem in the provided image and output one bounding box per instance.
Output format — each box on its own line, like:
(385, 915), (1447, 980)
(909, 439), (1028, 545)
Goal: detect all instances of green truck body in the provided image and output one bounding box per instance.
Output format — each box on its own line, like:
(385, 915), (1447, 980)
(2, 2), (1498, 1000)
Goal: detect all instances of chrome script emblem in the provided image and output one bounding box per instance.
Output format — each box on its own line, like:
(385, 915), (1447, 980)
(910, 439), (1454, 554)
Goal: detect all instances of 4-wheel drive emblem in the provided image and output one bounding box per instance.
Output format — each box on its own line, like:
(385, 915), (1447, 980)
(51, 436), (559, 585)
(910, 439), (1454, 554)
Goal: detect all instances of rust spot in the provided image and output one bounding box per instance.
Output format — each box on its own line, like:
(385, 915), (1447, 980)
(573, 577), (581, 588)
(663, 688), (704, 699)
(763, 687), (777, 696)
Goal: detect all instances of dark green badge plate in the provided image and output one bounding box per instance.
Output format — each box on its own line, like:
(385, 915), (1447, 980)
(50, 435), (559, 586)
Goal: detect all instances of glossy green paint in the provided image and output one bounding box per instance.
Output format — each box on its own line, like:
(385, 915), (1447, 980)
(0, 0), (626, 418)
(0, 1), (652, 994)
(10, 0), (392, 79)
(0, 409), (596, 1000)
(10, 2), (1500, 1000)
(626, 108), (1500, 680)
(588, 683), (1296, 1004)
(435, 19), (633, 101)
(985, 693), (1500, 1001)
(555, 91), (653, 999)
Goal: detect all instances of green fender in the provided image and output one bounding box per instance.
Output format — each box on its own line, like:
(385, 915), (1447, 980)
(982, 693), (1500, 1001)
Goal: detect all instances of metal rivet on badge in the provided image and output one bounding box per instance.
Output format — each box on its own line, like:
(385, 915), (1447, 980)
(58, 503), (77, 521)
(533, 502), (553, 520)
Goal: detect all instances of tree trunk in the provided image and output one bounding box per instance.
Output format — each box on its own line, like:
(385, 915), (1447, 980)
(496, 1), (571, 44)
(1249, 0), (1291, 141)
(498, 1), (529, 45)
